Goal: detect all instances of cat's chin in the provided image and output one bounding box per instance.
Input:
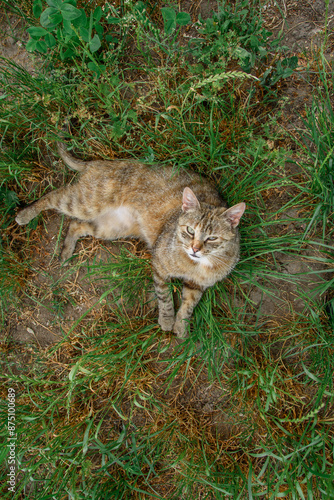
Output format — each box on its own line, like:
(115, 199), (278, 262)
(187, 252), (212, 267)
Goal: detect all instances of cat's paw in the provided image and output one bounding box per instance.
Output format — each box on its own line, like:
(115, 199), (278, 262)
(60, 246), (74, 266)
(158, 315), (175, 332)
(173, 319), (189, 339)
(15, 208), (33, 226)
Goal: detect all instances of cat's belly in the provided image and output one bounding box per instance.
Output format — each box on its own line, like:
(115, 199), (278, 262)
(93, 206), (141, 239)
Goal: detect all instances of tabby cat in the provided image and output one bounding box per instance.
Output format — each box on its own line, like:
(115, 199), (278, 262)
(16, 142), (246, 338)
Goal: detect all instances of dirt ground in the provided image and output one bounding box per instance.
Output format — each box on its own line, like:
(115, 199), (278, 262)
(1, 0), (333, 401)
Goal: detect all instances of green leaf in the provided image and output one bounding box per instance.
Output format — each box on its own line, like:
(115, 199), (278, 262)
(49, 11), (63, 26)
(106, 34), (119, 44)
(46, 0), (62, 8)
(258, 46), (267, 58)
(127, 109), (138, 123)
(235, 47), (251, 62)
(40, 7), (59, 28)
(26, 38), (38, 52)
(71, 9), (87, 28)
(283, 56), (298, 69)
(45, 33), (56, 48)
(107, 17), (122, 24)
(249, 34), (260, 50)
(60, 3), (82, 21)
(161, 7), (176, 35)
(280, 68), (294, 79)
(89, 34), (101, 53)
(64, 31), (75, 44)
(64, 0), (77, 6)
(32, 0), (43, 18)
(82, 419), (94, 456)
(176, 11), (191, 26)
(87, 61), (106, 76)
(63, 18), (75, 35)
(27, 26), (48, 38)
(93, 6), (102, 22)
(94, 23), (104, 38)
(35, 39), (48, 53)
(61, 46), (76, 59)
(79, 26), (89, 43)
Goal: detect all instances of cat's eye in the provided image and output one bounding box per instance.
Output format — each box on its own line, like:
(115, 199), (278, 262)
(187, 226), (195, 236)
(206, 236), (218, 242)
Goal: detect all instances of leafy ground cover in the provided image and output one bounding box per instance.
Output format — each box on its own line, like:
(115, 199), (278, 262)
(0, 0), (333, 498)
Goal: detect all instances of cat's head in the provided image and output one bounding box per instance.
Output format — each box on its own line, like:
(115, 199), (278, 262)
(176, 187), (246, 267)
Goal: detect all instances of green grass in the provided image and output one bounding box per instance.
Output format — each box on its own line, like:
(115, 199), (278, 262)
(293, 68), (334, 240)
(1, 0), (333, 498)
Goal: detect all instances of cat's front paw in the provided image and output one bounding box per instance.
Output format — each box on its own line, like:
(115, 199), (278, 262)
(15, 208), (33, 226)
(173, 319), (189, 338)
(158, 314), (175, 332)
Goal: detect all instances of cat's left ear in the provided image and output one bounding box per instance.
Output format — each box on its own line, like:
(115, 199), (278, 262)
(182, 187), (201, 212)
(222, 202), (246, 228)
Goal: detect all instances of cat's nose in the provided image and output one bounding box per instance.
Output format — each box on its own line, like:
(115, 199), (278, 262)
(192, 245), (201, 253)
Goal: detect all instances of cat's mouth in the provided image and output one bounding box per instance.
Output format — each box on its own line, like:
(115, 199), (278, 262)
(184, 248), (213, 267)
(183, 246), (204, 262)
(188, 252), (201, 261)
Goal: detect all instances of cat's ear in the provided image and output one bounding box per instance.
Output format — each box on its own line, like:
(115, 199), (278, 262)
(182, 187), (200, 212)
(222, 202), (246, 228)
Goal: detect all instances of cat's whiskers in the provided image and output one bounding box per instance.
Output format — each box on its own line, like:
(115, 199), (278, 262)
(207, 253), (234, 270)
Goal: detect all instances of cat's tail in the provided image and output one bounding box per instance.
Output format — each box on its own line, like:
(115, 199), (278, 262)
(57, 141), (88, 172)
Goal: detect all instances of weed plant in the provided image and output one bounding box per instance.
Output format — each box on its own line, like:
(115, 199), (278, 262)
(0, 0), (333, 498)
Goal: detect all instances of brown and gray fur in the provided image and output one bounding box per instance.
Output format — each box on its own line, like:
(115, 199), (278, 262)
(16, 142), (246, 337)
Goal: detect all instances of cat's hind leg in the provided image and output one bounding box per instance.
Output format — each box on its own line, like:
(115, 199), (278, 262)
(16, 200), (46, 226)
(61, 220), (95, 263)
(60, 211), (139, 263)
(16, 186), (78, 226)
